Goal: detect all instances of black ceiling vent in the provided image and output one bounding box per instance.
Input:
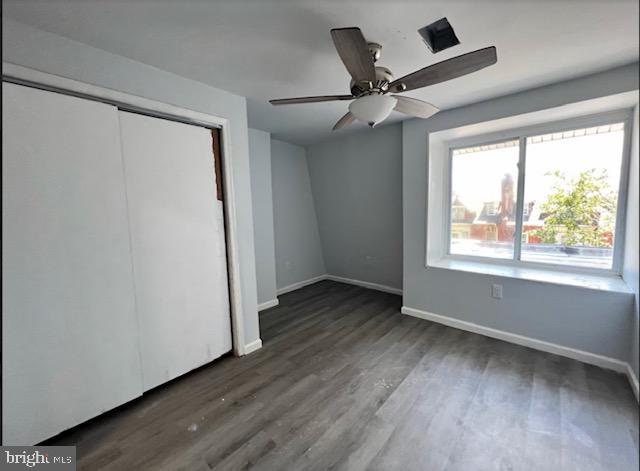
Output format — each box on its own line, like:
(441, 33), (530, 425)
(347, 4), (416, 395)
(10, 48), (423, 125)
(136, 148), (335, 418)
(418, 17), (460, 53)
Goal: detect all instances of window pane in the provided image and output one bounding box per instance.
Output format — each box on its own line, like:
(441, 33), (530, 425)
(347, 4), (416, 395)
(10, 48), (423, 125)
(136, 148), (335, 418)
(450, 140), (520, 259)
(521, 123), (624, 269)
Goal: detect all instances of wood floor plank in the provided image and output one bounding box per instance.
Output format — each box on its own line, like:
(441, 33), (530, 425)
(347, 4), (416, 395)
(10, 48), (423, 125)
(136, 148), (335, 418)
(370, 329), (495, 471)
(43, 280), (638, 471)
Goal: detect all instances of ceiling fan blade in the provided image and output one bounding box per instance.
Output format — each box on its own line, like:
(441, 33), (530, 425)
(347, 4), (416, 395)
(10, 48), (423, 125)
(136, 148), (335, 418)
(330, 27), (377, 84)
(389, 46), (497, 92)
(332, 111), (356, 130)
(270, 95), (353, 105)
(392, 96), (439, 119)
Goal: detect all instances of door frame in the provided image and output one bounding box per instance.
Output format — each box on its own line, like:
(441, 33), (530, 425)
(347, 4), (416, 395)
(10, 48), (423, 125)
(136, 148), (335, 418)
(3, 63), (248, 356)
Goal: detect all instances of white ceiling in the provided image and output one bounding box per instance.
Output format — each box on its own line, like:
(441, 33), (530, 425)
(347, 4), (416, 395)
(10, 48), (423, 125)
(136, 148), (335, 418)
(4, 0), (638, 145)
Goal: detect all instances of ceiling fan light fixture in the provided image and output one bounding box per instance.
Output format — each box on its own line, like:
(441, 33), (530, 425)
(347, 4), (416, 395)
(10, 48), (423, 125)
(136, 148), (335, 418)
(348, 94), (397, 127)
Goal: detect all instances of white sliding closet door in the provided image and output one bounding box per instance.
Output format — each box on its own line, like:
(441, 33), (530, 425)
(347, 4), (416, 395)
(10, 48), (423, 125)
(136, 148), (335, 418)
(2, 83), (143, 445)
(118, 112), (232, 391)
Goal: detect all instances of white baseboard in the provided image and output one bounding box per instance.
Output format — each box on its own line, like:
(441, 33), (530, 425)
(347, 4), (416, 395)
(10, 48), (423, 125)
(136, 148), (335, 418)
(243, 338), (263, 355)
(276, 275), (327, 295)
(276, 274), (403, 297)
(258, 298), (279, 311)
(627, 363), (639, 402)
(401, 306), (629, 374)
(325, 275), (403, 296)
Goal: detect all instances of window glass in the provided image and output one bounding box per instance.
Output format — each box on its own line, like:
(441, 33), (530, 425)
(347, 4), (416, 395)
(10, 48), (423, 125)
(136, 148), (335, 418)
(521, 123), (624, 269)
(450, 140), (520, 259)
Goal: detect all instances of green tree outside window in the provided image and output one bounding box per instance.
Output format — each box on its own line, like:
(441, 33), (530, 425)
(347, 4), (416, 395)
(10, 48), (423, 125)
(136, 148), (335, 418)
(532, 169), (617, 248)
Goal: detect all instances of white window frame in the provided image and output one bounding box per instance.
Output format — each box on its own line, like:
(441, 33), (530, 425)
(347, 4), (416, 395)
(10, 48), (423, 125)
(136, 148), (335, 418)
(442, 109), (634, 276)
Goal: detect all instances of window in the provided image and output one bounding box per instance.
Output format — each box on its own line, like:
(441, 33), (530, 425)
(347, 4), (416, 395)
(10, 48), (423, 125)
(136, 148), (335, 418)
(452, 206), (466, 221)
(447, 116), (629, 272)
(450, 140), (519, 259)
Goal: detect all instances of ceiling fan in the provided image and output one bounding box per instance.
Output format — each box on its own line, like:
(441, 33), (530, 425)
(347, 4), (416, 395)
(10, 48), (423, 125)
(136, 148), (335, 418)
(269, 27), (497, 130)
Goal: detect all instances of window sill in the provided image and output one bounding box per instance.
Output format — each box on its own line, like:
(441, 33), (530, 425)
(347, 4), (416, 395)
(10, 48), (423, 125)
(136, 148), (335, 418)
(428, 258), (632, 294)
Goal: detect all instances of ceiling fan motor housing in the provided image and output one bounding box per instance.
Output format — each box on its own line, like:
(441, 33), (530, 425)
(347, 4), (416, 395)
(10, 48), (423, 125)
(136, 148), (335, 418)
(350, 66), (394, 97)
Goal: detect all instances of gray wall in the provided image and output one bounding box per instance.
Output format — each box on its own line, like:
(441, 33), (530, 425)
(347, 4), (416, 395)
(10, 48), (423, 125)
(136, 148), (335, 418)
(248, 128), (278, 306)
(307, 123), (403, 290)
(2, 18), (261, 346)
(623, 105), (640, 377)
(271, 139), (326, 290)
(403, 62), (639, 362)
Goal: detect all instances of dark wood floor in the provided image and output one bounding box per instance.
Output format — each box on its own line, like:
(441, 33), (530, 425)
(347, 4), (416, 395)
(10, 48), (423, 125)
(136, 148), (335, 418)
(48, 280), (639, 470)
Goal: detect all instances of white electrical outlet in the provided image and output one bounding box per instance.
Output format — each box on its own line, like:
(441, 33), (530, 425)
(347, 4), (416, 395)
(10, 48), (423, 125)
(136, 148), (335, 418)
(491, 284), (503, 299)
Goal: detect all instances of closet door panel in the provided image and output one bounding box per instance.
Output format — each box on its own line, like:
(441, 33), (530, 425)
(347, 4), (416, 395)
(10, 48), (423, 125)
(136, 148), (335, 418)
(2, 83), (143, 445)
(118, 112), (232, 391)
